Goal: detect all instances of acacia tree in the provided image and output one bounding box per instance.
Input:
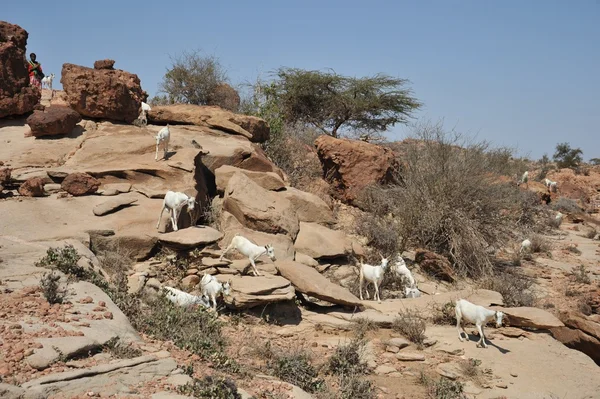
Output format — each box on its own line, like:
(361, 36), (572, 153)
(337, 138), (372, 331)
(553, 142), (583, 169)
(267, 68), (421, 138)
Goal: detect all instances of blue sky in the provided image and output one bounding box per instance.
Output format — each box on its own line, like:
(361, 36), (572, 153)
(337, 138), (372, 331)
(5, 1), (599, 159)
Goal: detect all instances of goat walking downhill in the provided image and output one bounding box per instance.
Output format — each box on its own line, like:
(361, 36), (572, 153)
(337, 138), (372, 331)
(358, 255), (390, 303)
(163, 286), (210, 309)
(455, 298), (504, 348)
(156, 190), (196, 232)
(41, 73), (55, 90)
(200, 274), (232, 311)
(155, 125), (170, 161)
(219, 234), (276, 277)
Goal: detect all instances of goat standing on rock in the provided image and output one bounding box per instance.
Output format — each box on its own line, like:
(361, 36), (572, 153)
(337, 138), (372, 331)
(155, 125), (170, 161)
(163, 286), (210, 309)
(200, 274), (232, 311)
(357, 254), (390, 303)
(455, 298), (504, 348)
(41, 73), (55, 90)
(219, 234), (276, 277)
(156, 190), (196, 232)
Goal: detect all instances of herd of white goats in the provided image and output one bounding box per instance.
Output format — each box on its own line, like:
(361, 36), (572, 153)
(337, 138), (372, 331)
(145, 111), (565, 348)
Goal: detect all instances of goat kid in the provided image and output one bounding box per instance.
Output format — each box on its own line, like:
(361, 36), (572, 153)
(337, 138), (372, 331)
(156, 190), (196, 232)
(520, 239), (532, 254)
(200, 274), (232, 310)
(219, 234), (276, 277)
(155, 125), (170, 161)
(163, 286), (210, 309)
(455, 298), (504, 348)
(358, 255), (390, 303)
(391, 255), (417, 289)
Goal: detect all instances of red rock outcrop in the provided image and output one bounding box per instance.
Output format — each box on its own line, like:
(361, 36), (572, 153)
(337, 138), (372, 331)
(26, 106), (82, 137)
(61, 173), (100, 196)
(207, 83), (241, 112)
(0, 21), (41, 118)
(314, 135), (399, 203)
(60, 61), (145, 123)
(18, 177), (45, 197)
(93, 59), (115, 70)
(415, 248), (456, 282)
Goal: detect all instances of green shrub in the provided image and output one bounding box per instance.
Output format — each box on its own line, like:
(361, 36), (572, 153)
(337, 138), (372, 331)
(178, 375), (241, 399)
(327, 338), (367, 377)
(35, 245), (87, 280)
(39, 271), (67, 304)
(268, 349), (324, 393)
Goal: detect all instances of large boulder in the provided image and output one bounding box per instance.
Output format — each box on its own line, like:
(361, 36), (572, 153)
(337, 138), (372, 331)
(61, 61), (145, 122)
(294, 222), (349, 259)
(147, 104), (269, 143)
(495, 306), (564, 330)
(207, 83), (241, 112)
(223, 172), (299, 238)
(276, 260), (363, 308)
(214, 274), (295, 309)
(280, 187), (334, 225)
(61, 172), (100, 196)
(314, 135), (399, 203)
(415, 249), (456, 282)
(215, 165), (285, 193)
(559, 311), (600, 341)
(157, 226), (223, 250)
(26, 105), (82, 137)
(18, 177), (45, 197)
(0, 21), (40, 118)
(550, 327), (600, 365)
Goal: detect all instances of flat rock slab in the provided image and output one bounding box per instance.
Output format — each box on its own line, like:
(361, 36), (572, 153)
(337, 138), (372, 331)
(293, 222), (349, 259)
(158, 226), (223, 249)
(396, 352), (426, 361)
(93, 197), (138, 216)
(276, 260), (363, 308)
(215, 164), (285, 192)
(102, 182), (131, 193)
(222, 275), (292, 295)
(494, 306), (564, 330)
(329, 309), (394, 327)
(214, 274), (295, 309)
(27, 336), (101, 370)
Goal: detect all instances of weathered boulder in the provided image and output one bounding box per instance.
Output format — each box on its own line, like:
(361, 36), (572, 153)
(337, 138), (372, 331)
(61, 172), (100, 196)
(94, 59), (115, 70)
(559, 311), (600, 341)
(26, 106), (82, 137)
(18, 177), (45, 197)
(215, 165), (285, 193)
(295, 252), (318, 267)
(61, 61), (145, 122)
(415, 249), (456, 282)
(220, 211), (295, 261)
(89, 232), (157, 261)
(280, 187), (334, 224)
(215, 274), (296, 309)
(157, 226), (223, 249)
(294, 222), (349, 259)
(550, 326), (600, 365)
(223, 172), (299, 238)
(314, 135), (399, 203)
(0, 21), (40, 118)
(0, 167), (11, 185)
(276, 260), (363, 307)
(207, 83), (241, 112)
(496, 306), (564, 330)
(148, 104), (269, 143)
(93, 197), (138, 216)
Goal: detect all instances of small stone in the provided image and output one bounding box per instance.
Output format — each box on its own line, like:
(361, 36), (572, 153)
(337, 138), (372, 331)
(510, 373), (518, 377)
(496, 384), (508, 389)
(387, 337), (410, 349)
(375, 365), (397, 375)
(386, 345), (400, 353)
(396, 352), (425, 361)
(103, 312), (113, 319)
(98, 301), (106, 307)
(186, 268), (199, 275)
(80, 296), (93, 304)
(181, 275), (200, 289)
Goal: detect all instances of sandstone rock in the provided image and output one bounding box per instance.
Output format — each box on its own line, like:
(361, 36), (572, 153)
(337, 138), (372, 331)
(294, 222), (349, 259)
(0, 383), (25, 399)
(223, 172), (299, 238)
(387, 337), (410, 349)
(207, 83), (241, 112)
(559, 311), (600, 341)
(314, 135), (399, 203)
(497, 306), (564, 329)
(375, 365), (397, 375)
(0, 167), (11, 185)
(295, 252), (319, 267)
(181, 275), (200, 289)
(18, 177), (45, 197)
(280, 187), (334, 224)
(276, 260), (363, 307)
(102, 182), (132, 193)
(61, 172), (100, 196)
(551, 326), (600, 365)
(219, 275), (296, 309)
(415, 248), (456, 282)
(94, 59), (115, 70)
(89, 232), (157, 261)
(148, 104), (269, 143)
(93, 197), (138, 216)
(215, 165), (285, 192)
(158, 226), (223, 249)
(436, 363), (461, 380)
(27, 336), (101, 370)
(61, 62), (145, 122)
(44, 183), (62, 193)
(26, 106), (82, 137)
(396, 352), (425, 361)
(0, 21), (40, 118)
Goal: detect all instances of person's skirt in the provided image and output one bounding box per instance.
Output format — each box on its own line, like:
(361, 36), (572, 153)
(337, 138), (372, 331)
(30, 75), (42, 89)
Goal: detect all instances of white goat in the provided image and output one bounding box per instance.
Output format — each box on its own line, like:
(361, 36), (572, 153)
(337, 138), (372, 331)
(219, 234), (276, 277)
(404, 286), (421, 298)
(519, 171), (529, 187)
(156, 190), (196, 232)
(41, 73), (55, 90)
(549, 181), (558, 193)
(555, 211), (564, 226)
(200, 274), (232, 311)
(520, 238), (532, 254)
(141, 102), (152, 112)
(358, 255), (390, 303)
(455, 298), (504, 348)
(163, 286), (210, 309)
(155, 125), (170, 161)
(390, 255), (417, 289)
(543, 178), (552, 188)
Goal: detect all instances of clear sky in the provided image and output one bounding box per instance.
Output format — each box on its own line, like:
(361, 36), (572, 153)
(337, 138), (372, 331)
(5, 1), (599, 159)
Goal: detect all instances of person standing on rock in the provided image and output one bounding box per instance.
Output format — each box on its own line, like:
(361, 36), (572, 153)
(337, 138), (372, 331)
(28, 53), (44, 89)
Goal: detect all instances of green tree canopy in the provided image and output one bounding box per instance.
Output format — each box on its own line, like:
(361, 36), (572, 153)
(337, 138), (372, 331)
(553, 142), (583, 169)
(267, 68), (421, 138)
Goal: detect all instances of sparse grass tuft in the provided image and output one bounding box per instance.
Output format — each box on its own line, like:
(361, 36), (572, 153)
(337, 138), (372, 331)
(178, 375), (241, 399)
(350, 317), (378, 338)
(327, 337), (368, 377)
(431, 302), (456, 325)
(392, 308), (427, 347)
(338, 375), (377, 399)
(39, 271), (68, 304)
(268, 349), (324, 393)
(572, 265), (591, 285)
(529, 234), (551, 253)
(102, 337), (142, 359)
(420, 372), (466, 399)
(481, 271), (536, 307)
(459, 358), (481, 378)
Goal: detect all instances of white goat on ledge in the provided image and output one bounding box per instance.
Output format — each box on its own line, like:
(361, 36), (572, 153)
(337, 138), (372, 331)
(358, 254), (390, 303)
(156, 190), (196, 232)
(219, 234), (276, 277)
(455, 298), (504, 348)
(200, 274), (232, 311)
(155, 125), (170, 161)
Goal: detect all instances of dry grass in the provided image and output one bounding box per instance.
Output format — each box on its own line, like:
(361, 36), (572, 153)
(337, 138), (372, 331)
(529, 234), (551, 253)
(431, 301), (456, 325)
(572, 265), (591, 285)
(481, 271), (536, 307)
(584, 228), (598, 239)
(392, 308), (427, 347)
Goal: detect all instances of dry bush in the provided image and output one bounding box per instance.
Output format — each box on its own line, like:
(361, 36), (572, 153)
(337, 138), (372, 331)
(267, 348), (324, 393)
(566, 245), (582, 255)
(431, 301), (456, 325)
(350, 317), (378, 337)
(572, 265), (591, 285)
(358, 122), (528, 278)
(584, 228), (598, 239)
(355, 213), (401, 257)
(392, 308), (427, 347)
(420, 372), (466, 399)
(459, 358), (482, 378)
(481, 271), (536, 307)
(552, 197), (581, 214)
(102, 337), (142, 359)
(529, 234), (551, 253)
(327, 337), (368, 377)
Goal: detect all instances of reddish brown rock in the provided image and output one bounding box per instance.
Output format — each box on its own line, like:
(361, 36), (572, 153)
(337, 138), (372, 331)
(415, 248), (456, 282)
(0, 21), (41, 118)
(18, 177), (45, 197)
(207, 83), (241, 112)
(61, 62), (145, 122)
(0, 167), (10, 185)
(26, 106), (82, 137)
(551, 326), (600, 365)
(314, 135), (399, 203)
(559, 311), (600, 341)
(93, 59), (115, 70)
(61, 173), (100, 196)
